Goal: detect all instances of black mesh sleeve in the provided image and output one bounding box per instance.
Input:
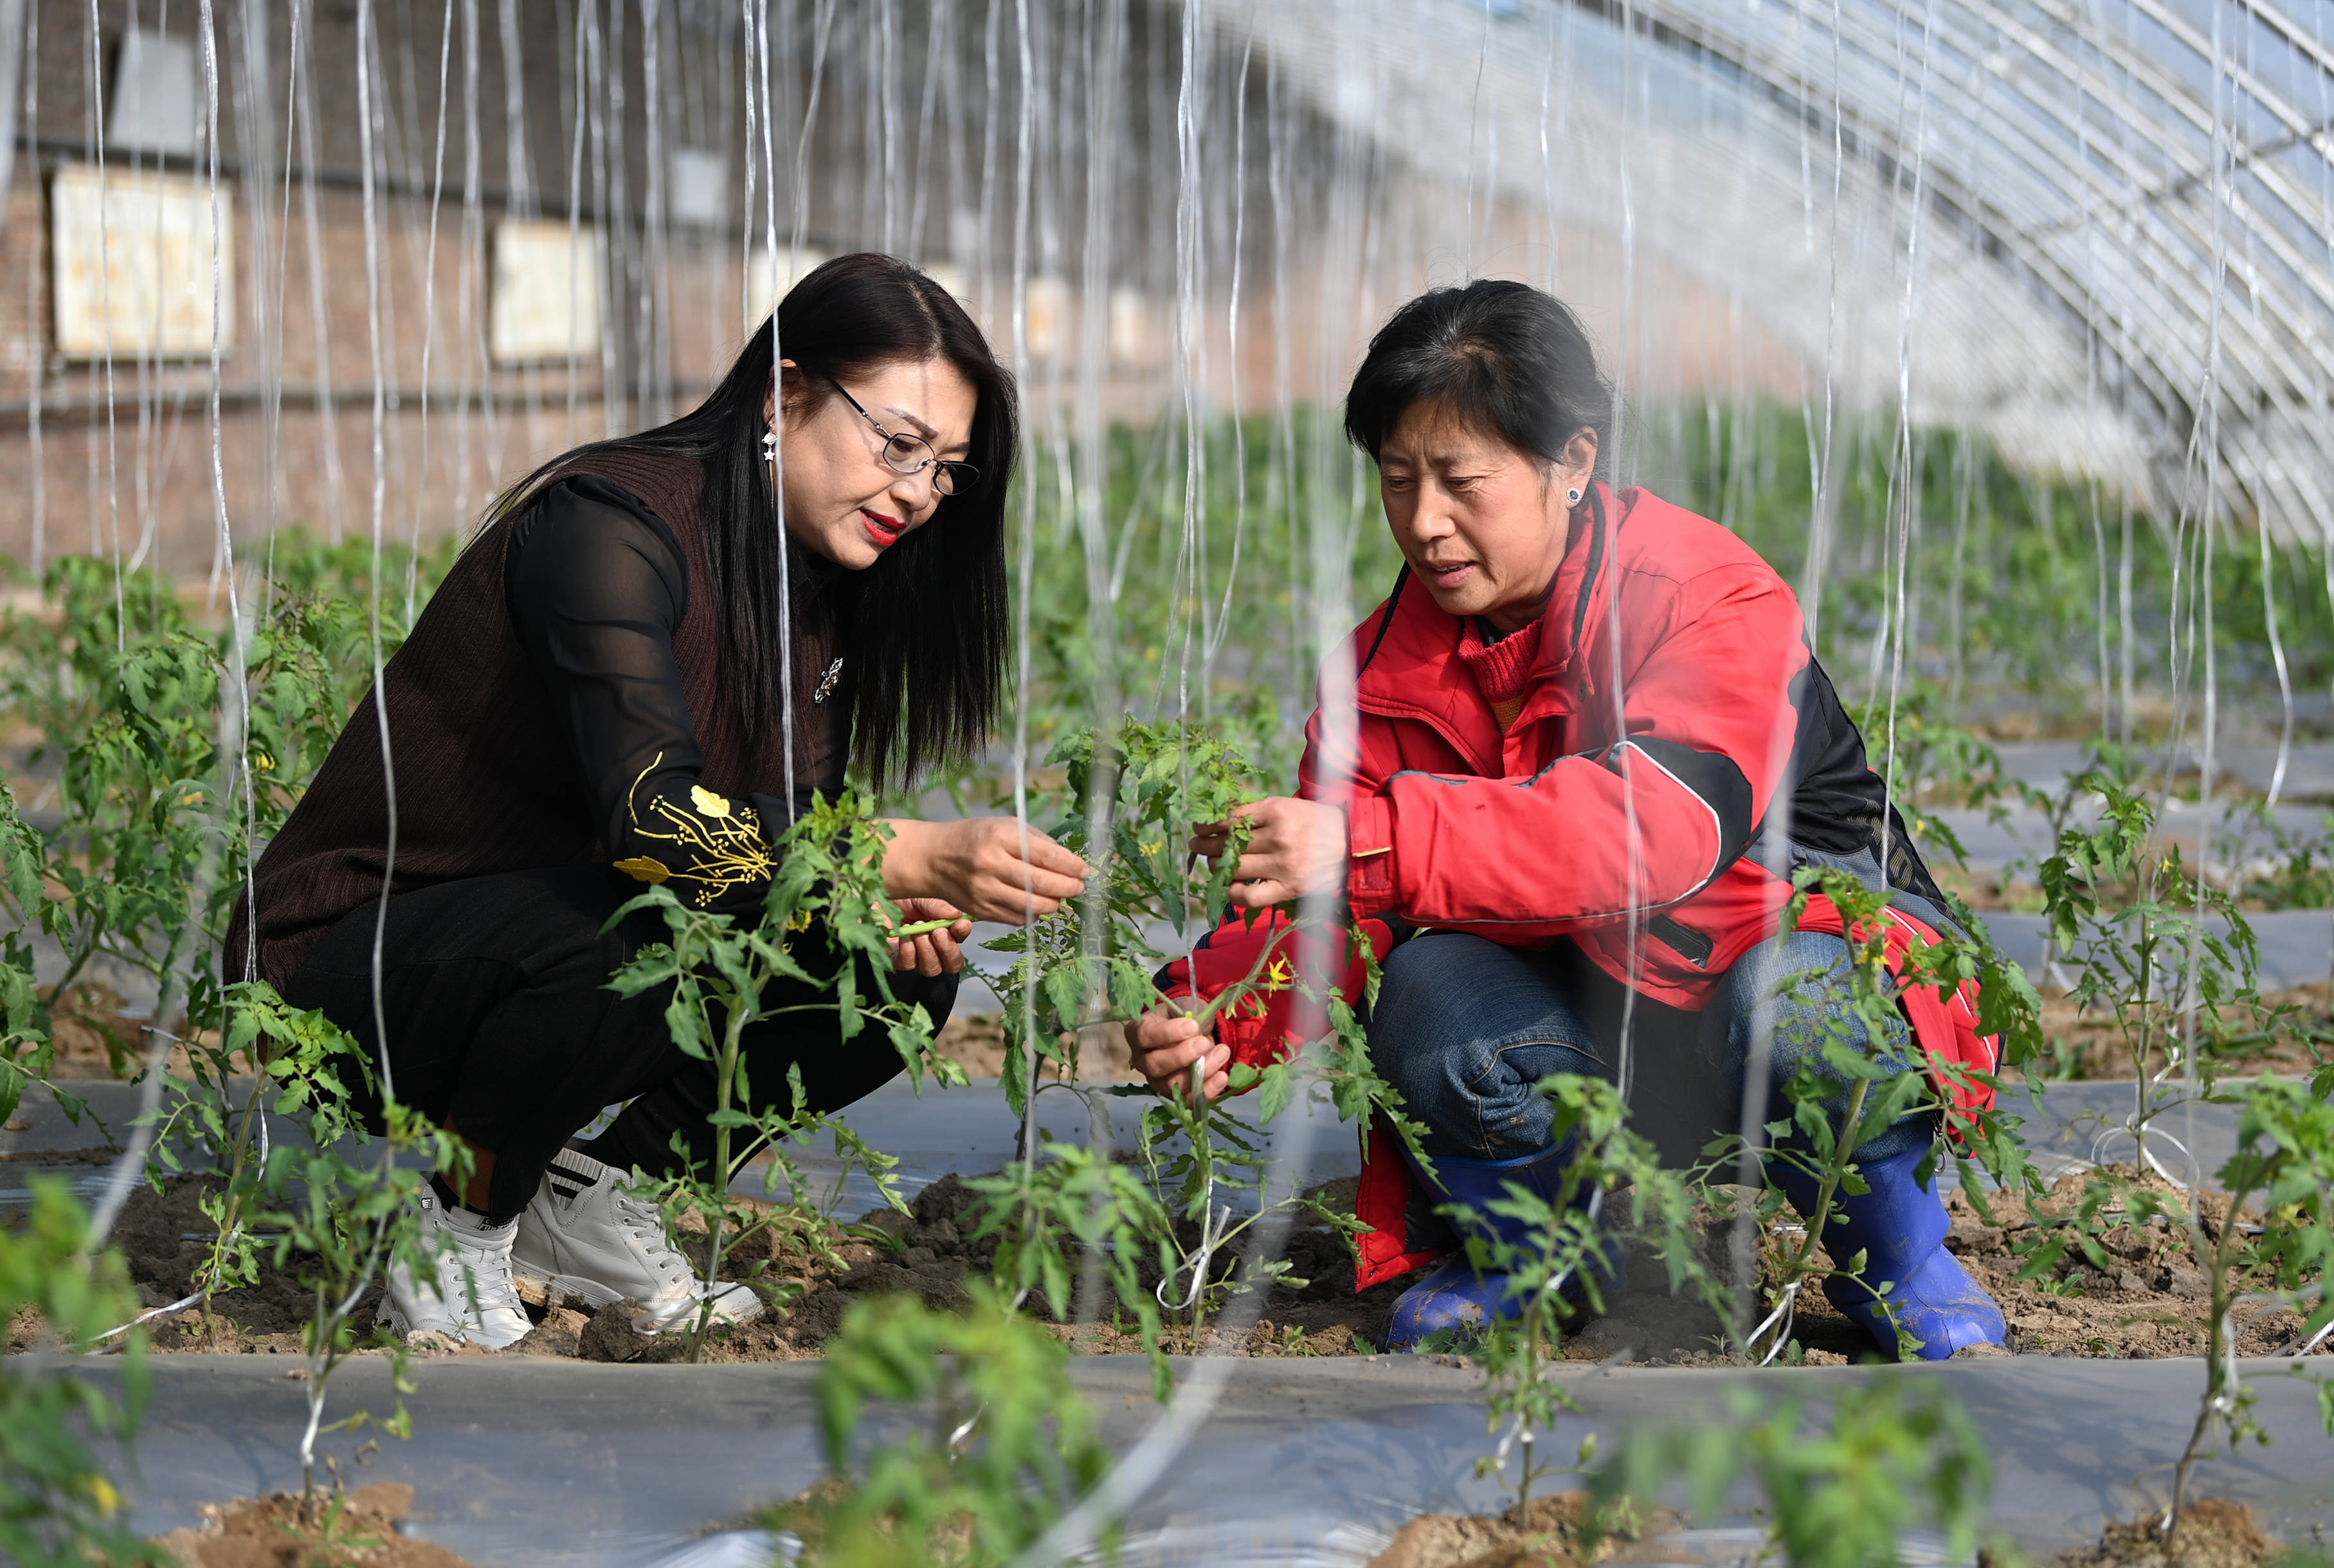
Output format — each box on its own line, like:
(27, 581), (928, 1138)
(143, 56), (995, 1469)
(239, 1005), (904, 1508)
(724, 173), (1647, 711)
(507, 476), (788, 912)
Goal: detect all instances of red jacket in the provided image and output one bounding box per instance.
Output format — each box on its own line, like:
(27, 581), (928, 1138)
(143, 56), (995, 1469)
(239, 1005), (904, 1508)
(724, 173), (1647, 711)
(1162, 483), (1987, 1290)
(1318, 482), (1820, 1008)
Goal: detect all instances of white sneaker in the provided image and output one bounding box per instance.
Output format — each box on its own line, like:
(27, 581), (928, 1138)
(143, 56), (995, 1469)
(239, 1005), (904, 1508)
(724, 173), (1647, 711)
(511, 1148), (765, 1334)
(376, 1189), (533, 1349)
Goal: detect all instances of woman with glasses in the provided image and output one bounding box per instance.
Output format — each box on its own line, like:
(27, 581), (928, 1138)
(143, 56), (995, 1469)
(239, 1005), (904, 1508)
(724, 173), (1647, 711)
(228, 253), (1085, 1347)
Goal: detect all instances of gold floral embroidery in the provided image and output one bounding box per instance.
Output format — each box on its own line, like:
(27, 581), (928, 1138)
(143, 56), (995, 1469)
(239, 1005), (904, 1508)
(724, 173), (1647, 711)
(613, 755), (775, 907)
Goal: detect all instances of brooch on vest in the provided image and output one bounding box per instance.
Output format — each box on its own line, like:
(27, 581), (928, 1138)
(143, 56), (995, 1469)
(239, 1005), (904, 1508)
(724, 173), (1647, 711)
(812, 657), (844, 705)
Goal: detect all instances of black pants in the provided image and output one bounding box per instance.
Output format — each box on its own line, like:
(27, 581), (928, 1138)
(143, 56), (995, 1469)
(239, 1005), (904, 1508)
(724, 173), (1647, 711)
(283, 864), (957, 1221)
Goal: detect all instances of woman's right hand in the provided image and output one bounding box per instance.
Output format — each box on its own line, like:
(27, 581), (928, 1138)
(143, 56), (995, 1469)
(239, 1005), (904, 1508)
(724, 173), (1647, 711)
(1126, 1006), (1231, 1103)
(881, 816), (1089, 924)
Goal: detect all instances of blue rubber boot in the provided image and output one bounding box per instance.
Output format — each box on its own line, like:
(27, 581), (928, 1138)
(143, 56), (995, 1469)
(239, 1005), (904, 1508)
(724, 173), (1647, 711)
(1382, 1142), (1625, 1351)
(1773, 1141), (2006, 1360)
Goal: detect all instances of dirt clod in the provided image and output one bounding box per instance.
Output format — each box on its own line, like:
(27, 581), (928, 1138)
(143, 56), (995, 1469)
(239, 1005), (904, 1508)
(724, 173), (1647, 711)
(512, 1307), (590, 1358)
(1369, 1491), (1665, 1568)
(576, 1303), (648, 1362)
(152, 1484), (474, 1567)
(2056, 1499), (2281, 1568)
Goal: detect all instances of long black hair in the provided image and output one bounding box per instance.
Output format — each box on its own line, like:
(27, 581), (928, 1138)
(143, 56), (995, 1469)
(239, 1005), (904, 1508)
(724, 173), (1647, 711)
(1342, 280), (1611, 475)
(496, 252), (1015, 788)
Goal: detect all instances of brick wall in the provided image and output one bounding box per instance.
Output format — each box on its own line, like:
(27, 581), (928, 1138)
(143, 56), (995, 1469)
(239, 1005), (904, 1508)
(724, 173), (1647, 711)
(0, 0), (1807, 579)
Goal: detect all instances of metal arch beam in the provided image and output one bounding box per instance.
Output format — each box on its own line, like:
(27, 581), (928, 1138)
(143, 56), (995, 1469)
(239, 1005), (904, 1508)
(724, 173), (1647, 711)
(1780, 0), (2334, 407)
(1629, 0), (2256, 460)
(2105, 0), (2334, 290)
(1562, 0), (2334, 493)
(1247, 0), (2334, 521)
(1785, 0), (2334, 392)
(1879, 0), (2334, 498)
(1569, 1), (2200, 405)
(1541, 0), (2214, 455)
(1685, 4), (2212, 427)
(1970, 5), (2334, 408)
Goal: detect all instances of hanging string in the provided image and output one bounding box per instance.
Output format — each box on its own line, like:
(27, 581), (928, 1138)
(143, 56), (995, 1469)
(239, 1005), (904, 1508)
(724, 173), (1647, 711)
(1008, 0), (1040, 1165)
(358, 0), (399, 1105)
(21, 0), (38, 581)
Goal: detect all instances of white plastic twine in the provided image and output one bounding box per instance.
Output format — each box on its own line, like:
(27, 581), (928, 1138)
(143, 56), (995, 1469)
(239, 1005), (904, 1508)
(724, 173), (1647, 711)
(1728, 0), (1851, 1355)
(2088, 1116), (2202, 1191)
(1009, 12), (1355, 1558)
(1006, 0), (1040, 1170)
(1152, 1205), (1234, 1317)
(87, 0), (250, 1253)
(1748, 1279), (1804, 1367)
(1067, 0), (1128, 1322)
(1484, 1185), (1611, 1469)
(751, 0), (802, 1126)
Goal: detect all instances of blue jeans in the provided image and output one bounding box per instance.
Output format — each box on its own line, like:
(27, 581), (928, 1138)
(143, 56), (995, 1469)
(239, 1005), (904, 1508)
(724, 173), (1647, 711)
(1366, 930), (1930, 1166)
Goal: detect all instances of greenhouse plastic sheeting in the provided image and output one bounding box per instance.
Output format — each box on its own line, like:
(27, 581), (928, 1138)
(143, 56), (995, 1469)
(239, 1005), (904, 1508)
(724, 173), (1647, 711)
(16, 1076), (2320, 1565)
(0, 1073), (2256, 1218)
(1978, 911), (2334, 993)
(77, 1353), (2334, 1567)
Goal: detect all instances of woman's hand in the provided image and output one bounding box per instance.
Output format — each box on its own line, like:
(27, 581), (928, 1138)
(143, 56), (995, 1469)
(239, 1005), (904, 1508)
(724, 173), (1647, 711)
(1191, 796), (1349, 908)
(880, 816), (1089, 924)
(1126, 1005), (1231, 1103)
(887, 897), (972, 977)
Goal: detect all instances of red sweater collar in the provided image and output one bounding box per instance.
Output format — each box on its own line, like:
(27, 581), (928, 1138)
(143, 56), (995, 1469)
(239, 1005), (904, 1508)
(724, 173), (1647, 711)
(1455, 615), (1545, 703)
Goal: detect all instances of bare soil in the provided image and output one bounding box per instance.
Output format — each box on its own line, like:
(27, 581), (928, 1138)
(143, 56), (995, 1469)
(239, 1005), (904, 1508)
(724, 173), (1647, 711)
(2004, 982), (2331, 1083)
(47, 1158), (2332, 1369)
(1366, 1491), (1674, 1568)
(39, 982), (162, 1080)
(500, 1170), (1409, 1364)
(2054, 1499), (2284, 1568)
(1932, 1165), (2328, 1362)
(30, 1008), (1039, 1085)
(89, 1168), (1410, 1362)
(1367, 1495), (2298, 1568)
(152, 1483), (475, 1567)
(925, 1010), (1144, 1081)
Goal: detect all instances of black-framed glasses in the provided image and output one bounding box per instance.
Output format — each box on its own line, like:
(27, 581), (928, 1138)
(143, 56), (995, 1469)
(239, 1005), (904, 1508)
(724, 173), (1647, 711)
(826, 375), (979, 497)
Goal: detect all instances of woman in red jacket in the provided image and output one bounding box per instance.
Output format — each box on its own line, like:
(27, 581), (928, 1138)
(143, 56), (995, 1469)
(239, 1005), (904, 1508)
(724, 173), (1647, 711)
(1128, 280), (2005, 1361)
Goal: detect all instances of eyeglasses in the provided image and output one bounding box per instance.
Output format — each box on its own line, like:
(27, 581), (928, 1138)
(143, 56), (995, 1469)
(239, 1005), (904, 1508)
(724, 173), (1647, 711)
(826, 375), (979, 497)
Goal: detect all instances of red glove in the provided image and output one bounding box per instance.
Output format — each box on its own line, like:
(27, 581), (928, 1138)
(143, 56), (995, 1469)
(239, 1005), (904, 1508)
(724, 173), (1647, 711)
(1157, 911), (1398, 1073)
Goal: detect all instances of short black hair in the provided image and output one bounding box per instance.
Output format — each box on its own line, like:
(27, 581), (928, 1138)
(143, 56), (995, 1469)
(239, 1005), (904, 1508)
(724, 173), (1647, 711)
(1343, 280), (1612, 475)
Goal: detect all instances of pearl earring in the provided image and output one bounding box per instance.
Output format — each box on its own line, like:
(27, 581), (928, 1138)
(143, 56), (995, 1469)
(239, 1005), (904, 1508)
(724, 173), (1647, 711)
(761, 427), (779, 462)
(1566, 485), (1582, 506)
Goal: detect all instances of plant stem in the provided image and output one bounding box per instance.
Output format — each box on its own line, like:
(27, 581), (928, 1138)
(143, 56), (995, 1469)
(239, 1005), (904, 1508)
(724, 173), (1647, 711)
(688, 998), (750, 1364)
(199, 1069), (274, 1325)
(1772, 1077), (1874, 1329)
(2133, 918), (2157, 1167)
(1186, 1061), (1213, 1347)
(2169, 1184), (2241, 1522)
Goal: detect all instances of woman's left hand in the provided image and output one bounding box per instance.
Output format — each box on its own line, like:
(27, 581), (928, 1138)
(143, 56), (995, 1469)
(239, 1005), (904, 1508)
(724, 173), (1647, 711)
(1191, 796), (1350, 908)
(889, 897), (973, 977)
